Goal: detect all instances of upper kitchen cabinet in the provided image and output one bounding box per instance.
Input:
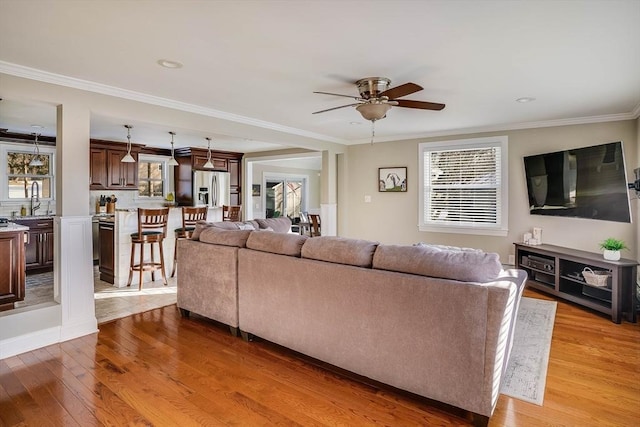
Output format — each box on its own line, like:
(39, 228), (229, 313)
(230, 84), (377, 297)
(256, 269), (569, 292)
(90, 140), (142, 190)
(174, 147), (243, 206)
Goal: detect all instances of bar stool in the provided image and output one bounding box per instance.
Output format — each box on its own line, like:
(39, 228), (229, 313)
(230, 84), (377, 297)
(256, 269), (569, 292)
(309, 214), (321, 237)
(223, 205), (241, 222)
(127, 207), (170, 290)
(171, 206), (208, 277)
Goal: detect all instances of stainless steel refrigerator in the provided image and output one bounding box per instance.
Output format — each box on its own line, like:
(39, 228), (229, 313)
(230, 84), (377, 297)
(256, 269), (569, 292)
(193, 171), (230, 207)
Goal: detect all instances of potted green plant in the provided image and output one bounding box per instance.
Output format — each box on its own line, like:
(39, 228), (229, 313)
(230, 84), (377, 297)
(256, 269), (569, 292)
(599, 238), (627, 261)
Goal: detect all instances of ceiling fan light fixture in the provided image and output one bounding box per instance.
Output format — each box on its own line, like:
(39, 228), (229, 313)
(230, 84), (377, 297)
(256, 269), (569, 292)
(168, 131), (178, 166)
(121, 124), (136, 163)
(356, 103), (391, 121)
(203, 137), (214, 169)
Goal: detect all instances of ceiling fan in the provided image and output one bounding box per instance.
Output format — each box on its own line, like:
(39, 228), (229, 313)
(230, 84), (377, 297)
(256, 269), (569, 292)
(313, 77), (445, 122)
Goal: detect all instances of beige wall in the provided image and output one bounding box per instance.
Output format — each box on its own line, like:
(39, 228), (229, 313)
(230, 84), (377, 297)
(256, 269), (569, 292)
(342, 120), (638, 263)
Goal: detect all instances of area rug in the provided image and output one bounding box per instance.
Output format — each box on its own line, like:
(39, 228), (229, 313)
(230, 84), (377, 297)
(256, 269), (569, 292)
(500, 297), (557, 405)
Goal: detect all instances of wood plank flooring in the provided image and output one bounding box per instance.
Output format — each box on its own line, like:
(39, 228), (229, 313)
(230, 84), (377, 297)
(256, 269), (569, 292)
(1, 288), (639, 426)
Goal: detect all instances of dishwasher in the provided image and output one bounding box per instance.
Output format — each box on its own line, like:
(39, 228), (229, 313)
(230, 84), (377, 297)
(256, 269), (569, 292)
(92, 217), (99, 263)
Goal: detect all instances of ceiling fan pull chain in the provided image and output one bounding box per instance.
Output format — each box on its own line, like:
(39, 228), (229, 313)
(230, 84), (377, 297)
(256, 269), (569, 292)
(370, 120), (376, 145)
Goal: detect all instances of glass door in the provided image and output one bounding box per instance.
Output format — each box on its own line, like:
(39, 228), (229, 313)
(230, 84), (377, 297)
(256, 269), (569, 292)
(266, 179), (304, 219)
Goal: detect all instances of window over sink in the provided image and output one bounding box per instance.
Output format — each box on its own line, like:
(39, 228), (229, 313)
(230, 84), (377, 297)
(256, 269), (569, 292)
(137, 154), (171, 199)
(2, 143), (55, 201)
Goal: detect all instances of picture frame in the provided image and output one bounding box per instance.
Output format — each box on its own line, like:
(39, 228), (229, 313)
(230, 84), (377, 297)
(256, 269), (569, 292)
(378, 167), (407, 192)
(252, 184), (261, 196)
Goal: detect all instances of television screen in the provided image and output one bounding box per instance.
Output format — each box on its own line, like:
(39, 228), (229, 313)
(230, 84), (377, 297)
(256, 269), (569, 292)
(523, 141), (631, 223)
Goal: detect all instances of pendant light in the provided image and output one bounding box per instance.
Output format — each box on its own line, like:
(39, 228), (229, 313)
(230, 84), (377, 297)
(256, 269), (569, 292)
(29, 132), (44, 167)
(203, 137), (214, 168)
(121, 125), (135, 163)
(168, 131), (178, 166)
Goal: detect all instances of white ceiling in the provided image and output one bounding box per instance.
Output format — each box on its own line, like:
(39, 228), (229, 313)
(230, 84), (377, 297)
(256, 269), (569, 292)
(0, 0), (639, 153)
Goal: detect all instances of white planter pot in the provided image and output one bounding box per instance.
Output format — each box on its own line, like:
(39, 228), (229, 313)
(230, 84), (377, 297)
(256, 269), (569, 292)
(603, 249), (621, 261)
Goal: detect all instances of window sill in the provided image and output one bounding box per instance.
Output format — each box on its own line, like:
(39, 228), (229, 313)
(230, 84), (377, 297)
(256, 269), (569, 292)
(418, 224), (508, 237)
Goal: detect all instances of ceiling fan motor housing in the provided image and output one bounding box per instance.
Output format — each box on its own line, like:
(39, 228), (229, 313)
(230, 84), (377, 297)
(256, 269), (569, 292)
(356, 77), (391, 99)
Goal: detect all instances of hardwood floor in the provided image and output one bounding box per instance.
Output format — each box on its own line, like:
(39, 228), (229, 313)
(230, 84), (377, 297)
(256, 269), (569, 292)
(1, 288), (638, 426)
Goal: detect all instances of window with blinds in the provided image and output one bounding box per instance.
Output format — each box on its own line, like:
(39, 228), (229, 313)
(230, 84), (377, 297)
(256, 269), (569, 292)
(419, 136), (508, 236)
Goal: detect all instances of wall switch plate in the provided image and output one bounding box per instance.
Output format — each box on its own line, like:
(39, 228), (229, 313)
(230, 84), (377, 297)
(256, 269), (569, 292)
(364, 195), (371, 203)
(508, 254), (515, 265)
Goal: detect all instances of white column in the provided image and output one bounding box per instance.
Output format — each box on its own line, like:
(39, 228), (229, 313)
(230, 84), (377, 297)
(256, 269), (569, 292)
(56, 103), (98, 340)
(320, 150), (338, 236)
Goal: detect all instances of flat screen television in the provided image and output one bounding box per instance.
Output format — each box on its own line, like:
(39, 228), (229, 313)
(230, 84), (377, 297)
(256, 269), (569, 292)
(523, 141), (631, 223)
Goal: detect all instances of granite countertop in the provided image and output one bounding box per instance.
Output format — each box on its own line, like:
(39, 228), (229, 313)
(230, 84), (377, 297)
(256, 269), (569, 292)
(0, 222), (29, 232)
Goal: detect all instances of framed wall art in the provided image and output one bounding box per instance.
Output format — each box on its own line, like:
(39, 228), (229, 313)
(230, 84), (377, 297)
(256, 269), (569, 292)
(378, 167), (407, 192)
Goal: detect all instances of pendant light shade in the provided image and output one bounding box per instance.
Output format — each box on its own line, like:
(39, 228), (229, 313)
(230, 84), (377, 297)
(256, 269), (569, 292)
(203, 137), (214, 168)
(121, 125), (136, 163)
(29, 133), (44, 167)
(168, 131), (178, 166)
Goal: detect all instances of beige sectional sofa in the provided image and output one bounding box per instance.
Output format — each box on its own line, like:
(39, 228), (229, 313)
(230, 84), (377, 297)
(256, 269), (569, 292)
(177, 223), (526, 426)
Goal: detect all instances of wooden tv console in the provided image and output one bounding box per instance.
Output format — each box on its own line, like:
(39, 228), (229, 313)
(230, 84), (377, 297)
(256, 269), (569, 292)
(514, 243), (638, 324)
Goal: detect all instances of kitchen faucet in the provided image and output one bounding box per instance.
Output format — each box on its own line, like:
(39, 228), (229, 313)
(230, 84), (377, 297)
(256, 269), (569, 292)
(30, 181), (41, 216)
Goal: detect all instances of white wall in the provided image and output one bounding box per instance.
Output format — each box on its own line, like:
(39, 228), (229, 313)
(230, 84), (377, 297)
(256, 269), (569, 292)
(341, 120), (638, 263)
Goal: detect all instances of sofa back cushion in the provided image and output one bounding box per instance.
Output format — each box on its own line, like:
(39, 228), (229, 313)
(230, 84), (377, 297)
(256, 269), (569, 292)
(372, 244), (502, 283)
(199, 227), (252, 247)
(301, 236), (379, 268)
(191, 220), (262, 240)
(255, 217), (292, 233)
(246, 230), (308, 256)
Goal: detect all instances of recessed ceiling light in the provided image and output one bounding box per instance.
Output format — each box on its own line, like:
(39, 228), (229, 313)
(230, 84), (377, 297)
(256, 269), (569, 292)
(30, 124), (44, 129)
(350, 121), (362, 125)
(516, 97), (536, 103)
(157, 59), (183, 69)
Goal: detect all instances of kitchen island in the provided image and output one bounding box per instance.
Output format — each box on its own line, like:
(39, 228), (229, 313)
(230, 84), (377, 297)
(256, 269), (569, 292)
(100, 207), (220, 287)
(0, 222), (28, 311)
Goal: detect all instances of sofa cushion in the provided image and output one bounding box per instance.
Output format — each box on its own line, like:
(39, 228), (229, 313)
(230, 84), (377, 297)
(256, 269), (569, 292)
(255, 217), (292, 233)
(372, 244), (502, 283)
(192, 221), (221, 240)
(301, 236), (379, 268)
(246, 230), (308, 256)
(415, 242), (482, 252)
(199, 227), (252, 247)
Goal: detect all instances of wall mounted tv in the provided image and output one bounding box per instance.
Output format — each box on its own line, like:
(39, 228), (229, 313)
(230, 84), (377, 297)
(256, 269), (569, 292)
(523, 141), (631, 223)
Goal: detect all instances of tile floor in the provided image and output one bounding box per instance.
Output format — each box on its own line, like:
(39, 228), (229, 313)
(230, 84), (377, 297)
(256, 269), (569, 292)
(18, 266), (177, 324)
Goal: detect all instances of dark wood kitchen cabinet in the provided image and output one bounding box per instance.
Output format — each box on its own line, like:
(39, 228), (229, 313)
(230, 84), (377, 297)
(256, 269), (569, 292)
(0, 229), (26, 311)
(13, 218), (54, 274)
(174, 147), (243, 206)
(90, 140), (142, 190)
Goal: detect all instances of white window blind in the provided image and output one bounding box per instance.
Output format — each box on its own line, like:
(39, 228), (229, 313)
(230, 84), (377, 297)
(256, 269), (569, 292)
(419, 136), (508, 236)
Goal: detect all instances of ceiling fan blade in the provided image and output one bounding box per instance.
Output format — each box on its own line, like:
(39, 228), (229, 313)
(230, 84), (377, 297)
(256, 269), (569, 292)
(313, 91), (361, 100)
(379, 82), (423, 99)
(395, 99), (445, 111)
(312, 103), (360, 114)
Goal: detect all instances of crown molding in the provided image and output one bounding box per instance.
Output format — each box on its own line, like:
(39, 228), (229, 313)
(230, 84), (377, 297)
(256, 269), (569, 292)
(2, 61), (637, 147)
(353, 110), (640, 145)
(0, 61), (348, 145)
